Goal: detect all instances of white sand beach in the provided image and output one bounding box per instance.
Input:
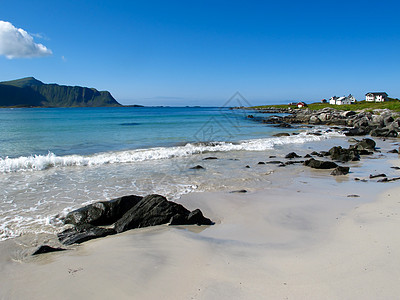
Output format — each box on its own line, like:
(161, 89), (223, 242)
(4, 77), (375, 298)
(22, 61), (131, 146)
(1, 138), (400, 300)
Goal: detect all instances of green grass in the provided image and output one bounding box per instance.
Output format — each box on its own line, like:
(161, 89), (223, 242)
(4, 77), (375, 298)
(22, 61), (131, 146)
(251, 99), (400, 112)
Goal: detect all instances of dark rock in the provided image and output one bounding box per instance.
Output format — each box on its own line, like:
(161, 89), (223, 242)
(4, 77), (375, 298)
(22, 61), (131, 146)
(377, 178), (389, 182)
(347, 194), (360, 198)
(321, 151), (330, 157)
(391, 166), (400, 170)
(186, 209), (213, 225)
(344, 127), (369, 136)
(304, 154), (312, 158)
(370, 128), (398, 137)
(245, 165), (251, 168)
(388, 149), (399, 153)
(258, 162), (266, 164)
(304, 158), (338, 169)
(285, 152), (301, 159)
(349, 138), (376, 151)
(32, 245), (67, 255)
(369, 173), (387, 179)
(310, 151), (323, 157)
(203, 157), (218, 160)
(64, 195), (143, 226)
(58, 224), (116, 245)
(387, 130), (398, 137)
(386, 177), (400, 182)
(328, 146), (360, 162)
(384, 116), (394, 126)
(190, 165), (205, 169)
(358, 149), (373, 155)
(273, 133), (290, 137)
(330, 166), (350, 175)
(230, 189), (248, 193)
(114, 194), (212, 233)
(269, 155), (277, 158)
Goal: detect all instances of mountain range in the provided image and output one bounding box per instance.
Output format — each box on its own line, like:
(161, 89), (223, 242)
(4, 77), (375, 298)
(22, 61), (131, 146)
(0, 77), (121, 107)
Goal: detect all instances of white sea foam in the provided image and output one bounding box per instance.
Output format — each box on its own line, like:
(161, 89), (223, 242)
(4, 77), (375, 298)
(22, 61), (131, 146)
(0, 131), (342, 173)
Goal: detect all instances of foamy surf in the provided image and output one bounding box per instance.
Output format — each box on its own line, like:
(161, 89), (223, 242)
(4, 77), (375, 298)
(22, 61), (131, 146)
(0, 131), (343, 173)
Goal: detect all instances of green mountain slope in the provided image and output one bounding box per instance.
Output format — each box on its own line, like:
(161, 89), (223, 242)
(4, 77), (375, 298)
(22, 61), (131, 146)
(0, 77), (121, 107)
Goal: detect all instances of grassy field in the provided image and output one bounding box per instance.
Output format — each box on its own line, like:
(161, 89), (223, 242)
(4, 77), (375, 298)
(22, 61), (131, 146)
(251, 98), (400, 112)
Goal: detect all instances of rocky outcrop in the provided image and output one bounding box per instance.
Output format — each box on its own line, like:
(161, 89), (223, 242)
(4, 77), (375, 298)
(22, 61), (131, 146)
(64, 195), (143, 226)
(256, 107), (400, 137)
(114, 194), (213, 233)
(285, 152), (301, 159)
(58, 225), (116, 245)
(304, 158), (338, 169)
(57, 194), (213, 246)
(349, 138), (376, 152)
(328, 146), (360, 162)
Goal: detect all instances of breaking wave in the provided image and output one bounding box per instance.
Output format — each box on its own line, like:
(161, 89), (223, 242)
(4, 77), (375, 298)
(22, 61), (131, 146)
(0, 131), (342, 173)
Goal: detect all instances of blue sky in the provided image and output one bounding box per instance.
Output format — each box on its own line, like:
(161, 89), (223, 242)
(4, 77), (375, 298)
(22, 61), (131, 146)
(1, 0), (399, 106)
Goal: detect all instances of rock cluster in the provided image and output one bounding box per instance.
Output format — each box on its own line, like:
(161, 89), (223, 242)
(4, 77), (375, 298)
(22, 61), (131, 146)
(258, 138), (377, 177)
(259, 107), (400, 137)
(57, 194), (213, 246)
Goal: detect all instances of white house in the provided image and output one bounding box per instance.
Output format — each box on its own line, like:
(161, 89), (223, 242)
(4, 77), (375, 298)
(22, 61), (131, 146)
(329, 94), (356, 105)
(365, 92), (388, 102)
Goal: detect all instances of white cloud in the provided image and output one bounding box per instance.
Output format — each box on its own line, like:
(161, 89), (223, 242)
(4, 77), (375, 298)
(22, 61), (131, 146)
(0, 21), (52, 59)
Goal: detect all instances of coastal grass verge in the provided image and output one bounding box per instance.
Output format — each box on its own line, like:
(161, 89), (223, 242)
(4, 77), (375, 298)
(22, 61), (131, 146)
(251, 98), (400, 112)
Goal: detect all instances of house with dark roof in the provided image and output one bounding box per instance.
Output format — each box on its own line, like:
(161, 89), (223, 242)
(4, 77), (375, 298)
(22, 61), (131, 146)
(365, 92), (388, 102)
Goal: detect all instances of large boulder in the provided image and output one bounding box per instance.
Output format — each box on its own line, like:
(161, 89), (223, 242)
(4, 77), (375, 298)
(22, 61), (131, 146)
(344, 127), (370, 136)
(370, 128), (398, 137)
(304, 158), (338, 169)
(114, 194), (213, 233)
(285, 152), (301, 159)
(309, 115), (321, 124)
(328, 146), (360, 162)
(64, 195), (143, 226)
(58, 224), (116, 245)
(349, 138), (376, 151)
(341, 111), (356, 118)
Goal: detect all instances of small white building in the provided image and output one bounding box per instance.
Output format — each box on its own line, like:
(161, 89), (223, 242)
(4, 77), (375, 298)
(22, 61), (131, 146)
(365, 92), (388, 102)
(329, 94), (356, 105)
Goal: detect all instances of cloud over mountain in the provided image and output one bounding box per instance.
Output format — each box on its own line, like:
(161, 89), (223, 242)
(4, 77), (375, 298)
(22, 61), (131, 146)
(0, 21), (52, 59)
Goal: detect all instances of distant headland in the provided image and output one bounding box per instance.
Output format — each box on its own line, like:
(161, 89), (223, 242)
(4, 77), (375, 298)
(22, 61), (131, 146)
(0, 77), (122, 108)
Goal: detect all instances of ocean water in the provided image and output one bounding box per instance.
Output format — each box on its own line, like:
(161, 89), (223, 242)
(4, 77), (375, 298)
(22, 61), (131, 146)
(0, 107), (342, 240)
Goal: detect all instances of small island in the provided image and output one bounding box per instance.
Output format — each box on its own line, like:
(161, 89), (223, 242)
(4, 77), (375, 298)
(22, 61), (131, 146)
(0, 77), (122, 108)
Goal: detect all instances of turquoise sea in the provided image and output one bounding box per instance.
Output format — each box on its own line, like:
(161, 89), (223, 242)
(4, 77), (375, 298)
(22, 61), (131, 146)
(0, 107), (281, 159)
(0, 106), (341, 240)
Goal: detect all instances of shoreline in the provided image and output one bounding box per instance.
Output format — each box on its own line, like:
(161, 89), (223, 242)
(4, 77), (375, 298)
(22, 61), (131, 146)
(1, 135), (400, 299)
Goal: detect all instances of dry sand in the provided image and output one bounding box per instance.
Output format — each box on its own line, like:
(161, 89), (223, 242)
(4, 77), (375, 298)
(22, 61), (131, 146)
(1, 138), (400, 299)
